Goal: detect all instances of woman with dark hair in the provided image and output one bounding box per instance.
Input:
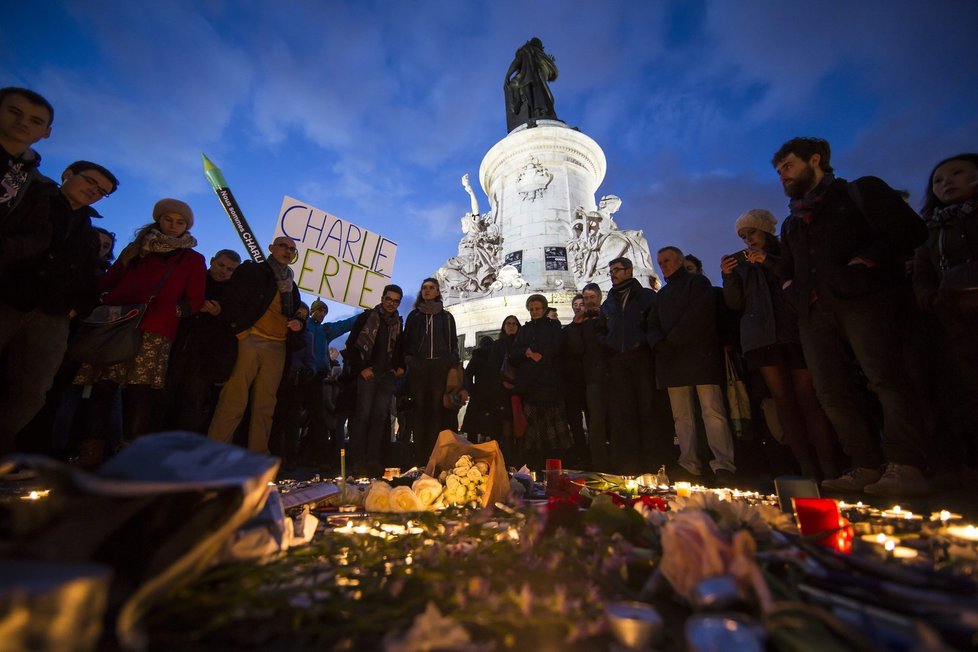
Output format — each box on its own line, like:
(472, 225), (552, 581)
(721, 209), (840, 480)
(403, 277), (458, 464)
(508, 294), (571, 470)
(488, 315), (523, 463)
(913, 154), (978, 471)
(93, 226), (116, 270)
(74, 199), (206, 465)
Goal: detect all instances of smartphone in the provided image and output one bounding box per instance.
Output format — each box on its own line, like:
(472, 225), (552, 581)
(726, 250), (748, 265)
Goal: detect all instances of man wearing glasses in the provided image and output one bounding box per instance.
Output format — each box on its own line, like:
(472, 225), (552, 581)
(208, 237), (304, 454)
(0, 159), (118, 454)
(343, 284), (405, 476)
(598, 257), (673, 474)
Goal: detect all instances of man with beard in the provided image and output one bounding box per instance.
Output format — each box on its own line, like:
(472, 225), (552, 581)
(599, 257), (674, 474)
(208, 237), (303, 454)
(773, 137), (929, 497)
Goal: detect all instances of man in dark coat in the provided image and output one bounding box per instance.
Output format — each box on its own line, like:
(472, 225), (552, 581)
(163, 249), (241, 433)
(773, 137), (930, 497)
(343, 284), (405, 476)
(599, 257), (674, 474)
(648, 246), (736, 484)
(0, 159), (117, 454)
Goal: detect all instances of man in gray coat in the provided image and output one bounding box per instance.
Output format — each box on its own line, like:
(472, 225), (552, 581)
(648, 246), (736, 485)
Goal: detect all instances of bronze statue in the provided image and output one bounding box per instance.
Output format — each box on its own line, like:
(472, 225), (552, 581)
(504, 37), (559, 132)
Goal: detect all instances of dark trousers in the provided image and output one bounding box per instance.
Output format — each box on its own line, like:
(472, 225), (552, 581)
(563, 380), (589, 465)
(799, 294), (926, 468)
(607, 347), (674, 474)
(348, 373), (396, 473)
(0, 305), (70, 454)
(408, 357), (452, 464)
(586, 381), (610, 471)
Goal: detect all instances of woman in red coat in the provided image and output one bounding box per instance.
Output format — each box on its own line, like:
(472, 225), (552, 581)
(75, 198), (205, 463)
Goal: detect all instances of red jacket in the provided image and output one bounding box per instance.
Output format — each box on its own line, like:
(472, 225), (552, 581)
(99, 249), (206, 341)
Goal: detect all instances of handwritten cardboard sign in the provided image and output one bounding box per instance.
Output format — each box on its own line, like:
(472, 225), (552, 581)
(273, 196), (398, 310)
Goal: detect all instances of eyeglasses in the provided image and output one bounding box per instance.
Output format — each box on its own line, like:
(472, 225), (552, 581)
(274, 243), (297, 252)
(608, 266), (627, 275)
(78, 173), (112, 198)
(382, 296), (401, 305)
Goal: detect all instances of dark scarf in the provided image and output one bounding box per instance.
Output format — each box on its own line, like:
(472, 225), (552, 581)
(612, 276), (641, 308)
(788, 172), (836, 225)
(417, 299), (443, 315)
(355, 304), (401, 360)
(266, 256), (296, 316)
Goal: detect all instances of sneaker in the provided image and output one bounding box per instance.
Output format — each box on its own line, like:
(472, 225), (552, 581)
(821, 467), (881, 493)
(667, 466), (702, 483)
(713, 469), (737, 487)
(864, 463), (931, 498)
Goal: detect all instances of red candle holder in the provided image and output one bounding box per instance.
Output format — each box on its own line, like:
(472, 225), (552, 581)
(793, 497), (853, 554)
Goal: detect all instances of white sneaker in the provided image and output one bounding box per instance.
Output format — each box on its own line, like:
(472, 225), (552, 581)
(864, 463), (931, 498)
(820, 467), (881, 493)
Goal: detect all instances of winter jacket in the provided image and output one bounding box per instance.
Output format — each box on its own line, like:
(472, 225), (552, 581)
(647, 267), (723, 387)
(780, 176), (927, 317)
(221, 260), (301, 336)
(599, 277), (655, 355)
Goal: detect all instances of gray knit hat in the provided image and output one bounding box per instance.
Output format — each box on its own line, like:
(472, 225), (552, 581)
(153, 198), (194, 229)
(734, 209), (777, 236)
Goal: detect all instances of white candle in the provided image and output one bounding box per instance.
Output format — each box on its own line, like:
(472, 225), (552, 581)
(947, 525), (978, 542)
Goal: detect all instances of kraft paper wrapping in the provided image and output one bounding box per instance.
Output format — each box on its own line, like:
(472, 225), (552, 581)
(424, 430), (509, 507)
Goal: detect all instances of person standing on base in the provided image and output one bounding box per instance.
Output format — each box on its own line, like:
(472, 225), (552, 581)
(773, 137), (930, 497)
(344, 284), (406, 476)
(598, 258), (674, 474)
(207, 236), (303, 454)
(649, 246), (737, 485)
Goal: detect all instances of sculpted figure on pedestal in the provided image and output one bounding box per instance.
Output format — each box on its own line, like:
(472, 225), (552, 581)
(568, 195), (655, 284)
(436, 175), (507, 299)
(504, 37), (559, 133)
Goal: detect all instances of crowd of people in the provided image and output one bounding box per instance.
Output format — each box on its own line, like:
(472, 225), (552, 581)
(2, 87), (976, 499)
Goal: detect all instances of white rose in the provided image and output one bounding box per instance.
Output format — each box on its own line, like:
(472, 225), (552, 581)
(456, 455), (474, 468)
(448, 485), (467, 505)
(389, 486), (425, 513)
(466, 467), (482, 482)
(446, 474), (460, 489)
(364, 481), (392, 513)
(438, 471), (448, 482)
(412, 475), (444, 508)
(475, 461), (489, 475)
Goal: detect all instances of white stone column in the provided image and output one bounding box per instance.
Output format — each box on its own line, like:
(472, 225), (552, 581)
(479, 120), (606, 295)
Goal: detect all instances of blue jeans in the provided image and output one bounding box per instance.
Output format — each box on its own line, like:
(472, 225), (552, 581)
(348, 373), (396, 471)
(799, 294), (925, 468)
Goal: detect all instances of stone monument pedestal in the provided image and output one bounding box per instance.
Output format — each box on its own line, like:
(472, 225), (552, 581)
(437, 121), (659, 350)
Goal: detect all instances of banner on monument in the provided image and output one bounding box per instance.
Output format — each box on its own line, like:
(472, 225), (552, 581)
(273, 196), (398, 310)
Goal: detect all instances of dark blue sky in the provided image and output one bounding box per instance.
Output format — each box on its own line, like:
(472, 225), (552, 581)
(4, 0), (976, 318)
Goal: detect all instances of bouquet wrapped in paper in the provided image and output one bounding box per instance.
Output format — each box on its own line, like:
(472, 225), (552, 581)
(424, 430), (509, 508)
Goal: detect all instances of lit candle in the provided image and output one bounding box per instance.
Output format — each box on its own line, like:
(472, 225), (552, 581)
(340, 448), (346, 504)
(675, 482), (691, 497)
(947, 525), (978, 542)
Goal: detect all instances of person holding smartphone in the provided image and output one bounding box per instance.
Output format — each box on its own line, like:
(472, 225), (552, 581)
(720, 209), (840, 481)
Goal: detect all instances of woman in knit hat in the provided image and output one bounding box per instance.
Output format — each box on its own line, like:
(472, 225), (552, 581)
(74, 198), (206, 465)
(719, 208), (841, 481)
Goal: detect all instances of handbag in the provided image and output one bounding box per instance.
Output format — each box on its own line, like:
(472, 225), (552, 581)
(67, 251), (186, 365)
(937, 218), (978, 312)
(68, 303), (148, 364)
(724, 350), (751, 439)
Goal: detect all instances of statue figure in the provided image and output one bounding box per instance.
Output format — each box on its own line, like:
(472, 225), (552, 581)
(568, 195), (656, 284)
(461, 173), (480, 218)
(504, 37), (559, 132)
(436, 174), (506, 299)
